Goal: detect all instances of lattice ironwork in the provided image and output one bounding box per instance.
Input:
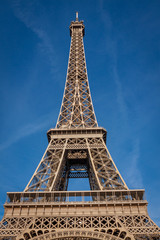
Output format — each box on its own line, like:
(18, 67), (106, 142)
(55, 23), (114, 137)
(24, 136), (127, 192)
(0, 13), (160, 240)
(56, 15), (97, 129)
(24, 138), (67, 192)
(1, 215), (159, 240)
(118, 215), (160, 234)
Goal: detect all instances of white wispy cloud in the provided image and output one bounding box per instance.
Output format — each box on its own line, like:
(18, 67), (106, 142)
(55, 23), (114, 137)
(99, 0), (143, 188)
(99, 1), (128, 125)
(0, 112), (54, 152)
(12, 0), (57, 75)
(125, 139), (143, 188)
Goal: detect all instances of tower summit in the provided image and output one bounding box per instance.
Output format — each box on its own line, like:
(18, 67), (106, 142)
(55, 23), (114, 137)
(0, 14), (160, 240)
(57, 12), (93, 129)
(76, 12), (79, 21)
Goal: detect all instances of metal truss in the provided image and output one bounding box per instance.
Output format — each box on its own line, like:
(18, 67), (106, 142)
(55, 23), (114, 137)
(0, 214), (159, 240)
(0, 13), (160, 240)
(56, 16), (97, 129)
(24, 136), (127, 192)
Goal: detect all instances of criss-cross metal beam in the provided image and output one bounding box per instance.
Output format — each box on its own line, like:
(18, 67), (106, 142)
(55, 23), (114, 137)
(56, 16), (97, 129)
(0, 13), (159, 240)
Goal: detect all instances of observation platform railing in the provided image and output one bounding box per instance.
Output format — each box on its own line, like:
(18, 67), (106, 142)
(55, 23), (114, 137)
(5, 190), (146, 205)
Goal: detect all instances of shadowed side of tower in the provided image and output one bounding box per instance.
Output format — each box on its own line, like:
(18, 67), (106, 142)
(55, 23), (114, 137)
(0, 13), (160, 240)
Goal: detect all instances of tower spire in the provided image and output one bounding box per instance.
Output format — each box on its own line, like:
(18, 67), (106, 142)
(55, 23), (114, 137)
(56, 16), (97, 128)
(76, 11), (78, 21)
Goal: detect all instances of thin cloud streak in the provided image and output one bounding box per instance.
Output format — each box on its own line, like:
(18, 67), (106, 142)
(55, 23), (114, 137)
(12, 0), (57, 76)
(112, 62), (129, 125)
(126, 139), (143, 188)
(0, 113), (54, 152)
(99, 0), (143, 188)
(100, 4), (128, 124)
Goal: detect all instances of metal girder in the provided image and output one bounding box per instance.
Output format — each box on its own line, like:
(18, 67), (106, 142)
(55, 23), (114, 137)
(24, 137), (127, 192)
(56, 17), (97, 129)
(0, 13), (159, 240)
(1, 213), (160, 240)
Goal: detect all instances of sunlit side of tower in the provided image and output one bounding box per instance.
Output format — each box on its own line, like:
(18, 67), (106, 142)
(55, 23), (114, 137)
(0, 13), (159, 240)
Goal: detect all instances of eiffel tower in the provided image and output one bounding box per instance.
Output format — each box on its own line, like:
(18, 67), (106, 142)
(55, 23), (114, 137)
(0, 13), (160, 240)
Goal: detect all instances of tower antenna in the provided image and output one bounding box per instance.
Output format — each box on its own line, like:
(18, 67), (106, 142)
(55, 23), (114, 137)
(76, 11), (78, 21)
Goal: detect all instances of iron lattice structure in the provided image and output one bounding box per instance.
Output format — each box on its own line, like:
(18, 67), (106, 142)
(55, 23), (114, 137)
(0, 13), (160, 240)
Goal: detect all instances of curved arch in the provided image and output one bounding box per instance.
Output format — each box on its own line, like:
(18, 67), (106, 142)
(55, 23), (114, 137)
(17, 229), (133, 240)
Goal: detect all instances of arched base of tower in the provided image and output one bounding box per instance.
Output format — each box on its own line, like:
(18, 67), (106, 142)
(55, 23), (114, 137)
(0, 213), (160, 240)
(16, 229), (133, 240)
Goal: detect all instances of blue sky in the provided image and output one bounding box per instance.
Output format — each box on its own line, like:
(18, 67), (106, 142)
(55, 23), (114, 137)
(0, 0), (160, 226)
